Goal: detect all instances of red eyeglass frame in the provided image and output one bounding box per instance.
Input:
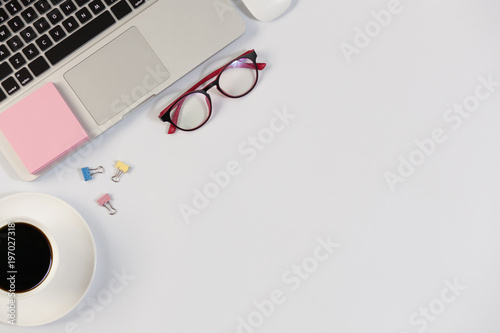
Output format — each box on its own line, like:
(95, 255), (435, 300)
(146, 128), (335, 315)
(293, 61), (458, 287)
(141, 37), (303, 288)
(158, 49), (267, 134)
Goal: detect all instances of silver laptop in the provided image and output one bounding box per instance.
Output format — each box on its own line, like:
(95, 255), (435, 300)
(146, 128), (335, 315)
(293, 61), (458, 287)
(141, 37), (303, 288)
(0, 0), (245, 181)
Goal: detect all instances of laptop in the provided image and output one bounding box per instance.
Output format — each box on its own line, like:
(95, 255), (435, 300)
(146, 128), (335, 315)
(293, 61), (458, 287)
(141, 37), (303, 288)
(0, 0), (246, 181)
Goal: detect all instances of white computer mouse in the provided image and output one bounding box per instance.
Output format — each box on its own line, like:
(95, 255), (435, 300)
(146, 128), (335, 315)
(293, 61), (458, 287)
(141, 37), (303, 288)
(240, 0), (292, 21)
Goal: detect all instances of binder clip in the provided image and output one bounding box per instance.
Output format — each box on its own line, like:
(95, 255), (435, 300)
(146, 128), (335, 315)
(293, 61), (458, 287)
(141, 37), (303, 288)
(111, 161), (130, 183)
(81, 166), (104, 181)
(97, 193), (117, 215)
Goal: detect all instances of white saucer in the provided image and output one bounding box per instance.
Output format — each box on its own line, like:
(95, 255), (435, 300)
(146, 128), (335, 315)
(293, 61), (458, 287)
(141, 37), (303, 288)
(0, 192), (96, 327)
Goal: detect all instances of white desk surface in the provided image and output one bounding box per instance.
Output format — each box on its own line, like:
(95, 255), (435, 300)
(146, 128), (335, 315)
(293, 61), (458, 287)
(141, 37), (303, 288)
(2, 0), (500, 332)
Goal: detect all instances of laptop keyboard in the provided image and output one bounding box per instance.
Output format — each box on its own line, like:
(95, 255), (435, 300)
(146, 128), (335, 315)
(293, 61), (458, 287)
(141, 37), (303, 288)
(0, 0), (147, 103)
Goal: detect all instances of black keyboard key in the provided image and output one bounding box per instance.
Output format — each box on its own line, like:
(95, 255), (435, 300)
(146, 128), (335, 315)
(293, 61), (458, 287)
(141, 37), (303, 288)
(28, 56), (49, 76)
(49, 24), (65, 41)
(75, 0), (90, 5)
(34, 0), (52, 14)
(0, 25), (11, 41)
(62, 16), (78, 32)
(128, 0), (144, 9)
(89, 0), (104, 14)
(6, 1), (22, 15)
(8, 52), (26, 69)
(0, 89), (6, 103)
(104, 0), (118, 4)
(7, 15), (24, 32)
(45, 11), (115, 65)
(111, 1), (131, 20)
(2, 76), (20, 95)
(22, 43), (39, 60)
(47, 8), (64, 24)
(49, 0), (64, 5)
(60, 0), (77, 15)
(33, 17), (50, 33)
(0, 8), (9, 23)
(0, 62), (13, 81)
(15, 67), (33, 85)
(20, 26), (37, 42)
(20, 0), (37, 5)
(7, 35), (23, 51)
(75, 7), (92, 24)
(21, 7), (39, 23)
(0, 45), (11, 61)
(36, 34), (52, 50)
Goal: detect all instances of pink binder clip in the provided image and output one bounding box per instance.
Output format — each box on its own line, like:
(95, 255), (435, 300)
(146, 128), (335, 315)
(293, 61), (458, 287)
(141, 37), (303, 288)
(97, 193), (117, 215)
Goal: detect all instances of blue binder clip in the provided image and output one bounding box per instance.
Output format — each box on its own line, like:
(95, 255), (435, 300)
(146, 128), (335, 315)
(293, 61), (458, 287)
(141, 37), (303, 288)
(81, 166), (104, 181)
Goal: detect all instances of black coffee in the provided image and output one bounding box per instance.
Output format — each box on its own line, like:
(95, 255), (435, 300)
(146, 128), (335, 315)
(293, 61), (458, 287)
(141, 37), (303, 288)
(0, 222), (53, 293)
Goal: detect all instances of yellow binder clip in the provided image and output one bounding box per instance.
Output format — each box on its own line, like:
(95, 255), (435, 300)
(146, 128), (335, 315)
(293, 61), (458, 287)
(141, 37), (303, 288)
(111, 161), (130, 183)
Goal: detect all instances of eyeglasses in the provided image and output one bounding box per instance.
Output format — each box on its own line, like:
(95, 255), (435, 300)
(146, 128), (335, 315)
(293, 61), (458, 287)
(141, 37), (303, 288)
(158, 49), (266, 134)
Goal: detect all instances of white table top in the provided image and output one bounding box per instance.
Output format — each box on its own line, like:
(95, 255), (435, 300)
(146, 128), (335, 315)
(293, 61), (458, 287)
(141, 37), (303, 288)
(2, 0), (500, 332)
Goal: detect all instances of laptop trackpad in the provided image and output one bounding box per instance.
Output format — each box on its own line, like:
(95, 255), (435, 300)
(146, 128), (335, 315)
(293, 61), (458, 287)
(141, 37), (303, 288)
(64, 27), (170, 126)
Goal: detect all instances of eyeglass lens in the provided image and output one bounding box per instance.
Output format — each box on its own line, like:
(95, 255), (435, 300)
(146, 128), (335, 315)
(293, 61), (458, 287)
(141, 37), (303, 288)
(169, 57), (258, 131)
(219, 57), (258, 97)
(170, 92), (211, 131)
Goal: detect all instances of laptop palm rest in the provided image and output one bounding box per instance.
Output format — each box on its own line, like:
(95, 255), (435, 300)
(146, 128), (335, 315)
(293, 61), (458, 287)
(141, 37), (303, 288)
(64, 27), (170, 126)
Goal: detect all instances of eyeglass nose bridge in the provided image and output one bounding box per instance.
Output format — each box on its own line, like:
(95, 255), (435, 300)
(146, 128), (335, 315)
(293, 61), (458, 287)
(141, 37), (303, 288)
(202, 80), (219, 93)
(201, 76), (232, 98)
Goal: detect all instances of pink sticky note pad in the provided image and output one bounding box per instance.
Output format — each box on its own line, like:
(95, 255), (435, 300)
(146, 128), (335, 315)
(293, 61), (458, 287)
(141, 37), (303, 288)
(0, 83), (88, 174)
